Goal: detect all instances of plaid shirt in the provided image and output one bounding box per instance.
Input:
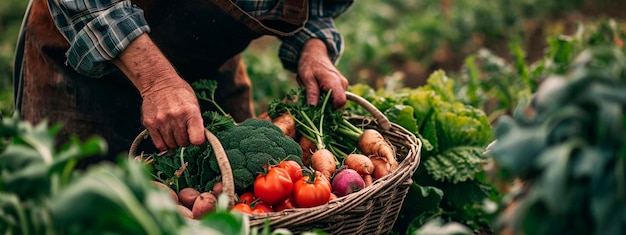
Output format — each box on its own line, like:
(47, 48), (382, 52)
(48, 0), (354, 77)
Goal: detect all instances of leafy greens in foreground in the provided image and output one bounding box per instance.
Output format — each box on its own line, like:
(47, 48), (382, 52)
(489, 45), (626, 235)
(0, 114), (251, 235)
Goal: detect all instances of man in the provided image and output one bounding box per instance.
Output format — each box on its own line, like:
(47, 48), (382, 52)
(14, 0), (353, 164)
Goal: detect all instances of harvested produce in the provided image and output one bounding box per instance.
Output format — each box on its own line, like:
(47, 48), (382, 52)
(151, 116), (304, 194)
(192, 192), (218, 219)
(210, 118), (303, 193)
(211, 181), (223, 195)
(292, 169), (332, 208)
(299, 137), (317, 166)
(369, 156), (392, 180)
(271, 112), (297, 139)
(253, 166), (294, 206)
(331, 168), (366, 197)
(343, 153), (374, 175)
(238, 192), (256, 205)
(267, 88), (401, 187)
(274, 197), (297, 212)
(177, 205), (194, 219)
(311, 148), (336, 180)
(231, 203), (253, 214)
(178, 187), (201, 209)
(151, 181), (178, 203)
(252, 202), (274, 213)
(362, 174), (374, 187)
(358, 129), (398, 170)
(278, 159), (303, 183)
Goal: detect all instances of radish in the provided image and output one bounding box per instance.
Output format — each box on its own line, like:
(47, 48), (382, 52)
(331, 168), (366, 197)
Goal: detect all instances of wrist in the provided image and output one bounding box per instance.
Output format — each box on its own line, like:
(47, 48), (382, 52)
(301, 38), (329, 57)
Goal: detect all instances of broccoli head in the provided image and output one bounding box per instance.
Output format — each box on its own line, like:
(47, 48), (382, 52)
(209, 118), (303, 193)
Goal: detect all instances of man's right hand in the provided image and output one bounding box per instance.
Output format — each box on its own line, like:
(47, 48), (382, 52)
(113, 34), (205, 151)
(140, 78), (205, 151)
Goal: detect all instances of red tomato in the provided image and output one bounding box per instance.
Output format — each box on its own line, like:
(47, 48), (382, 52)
(252, 208), (265, 214)
(292, 170), (331, 208)
(252, 202), (274, 213)
(274, 197), (297, 212)
(254, 166), (293, 205)
(231, 203), (253, 214)
(278, 160), (303, 183)
(329, 193), (338, 201)
(238, 192), (256, 205)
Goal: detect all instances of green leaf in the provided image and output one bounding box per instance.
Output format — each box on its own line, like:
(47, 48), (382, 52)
(411, 217), (474, 235)
(423, 70), (457, 103)
(423, 146), (488, 183)
(384, 105), (419, 134)
(395, 183), (444, 233)
(198, 211), (249, 235)
(0, 192), (29, 234)
(49, 163), (165, 235)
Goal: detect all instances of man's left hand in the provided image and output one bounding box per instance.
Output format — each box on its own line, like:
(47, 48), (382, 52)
(297, 39), (349, 109)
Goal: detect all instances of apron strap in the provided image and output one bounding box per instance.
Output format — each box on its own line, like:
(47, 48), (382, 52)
(13, 0), (35, 113)
(214, 0), (309, 37)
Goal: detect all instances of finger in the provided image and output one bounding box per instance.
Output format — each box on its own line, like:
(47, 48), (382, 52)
(332, 88), (347, 109)
(331, 76), (349, 109)
(298, 74), (320, 106)
(161, 129), (179, 150)
(187, 115), (205, 146)
(172, 120), (190, 147)
(147, 127), (167, 151)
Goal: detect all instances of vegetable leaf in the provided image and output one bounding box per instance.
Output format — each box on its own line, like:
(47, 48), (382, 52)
(424, 146), (488, 183)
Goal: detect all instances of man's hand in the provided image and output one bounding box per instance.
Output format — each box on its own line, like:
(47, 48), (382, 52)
(297, 39), (349, 109)
(113, 34), (205, 151)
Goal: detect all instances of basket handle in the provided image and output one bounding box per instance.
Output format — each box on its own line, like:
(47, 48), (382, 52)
(346, 91), (391, 131)
(128, 129), (237, 206)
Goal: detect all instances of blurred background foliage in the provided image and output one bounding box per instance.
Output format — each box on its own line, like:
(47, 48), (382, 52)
(0, 0), (625, 116)
(0, 0), (27, 116)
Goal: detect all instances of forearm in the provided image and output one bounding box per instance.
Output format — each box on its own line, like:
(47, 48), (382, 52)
(112, 34), (180, 96)
(111, 33), (204, 150)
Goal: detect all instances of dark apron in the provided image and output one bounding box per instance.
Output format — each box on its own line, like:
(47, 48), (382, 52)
(16, 0), (307, 166)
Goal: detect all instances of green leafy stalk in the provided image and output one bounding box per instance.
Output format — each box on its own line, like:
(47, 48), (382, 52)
(193, 79), (228, 117)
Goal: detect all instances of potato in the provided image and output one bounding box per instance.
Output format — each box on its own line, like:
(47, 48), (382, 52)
(192, 192), (218, 219)
(212, 181), (223, 196)
(151, 181), (178, 203)
(178, 187), (201, 209)
(177, 204), (194, 219)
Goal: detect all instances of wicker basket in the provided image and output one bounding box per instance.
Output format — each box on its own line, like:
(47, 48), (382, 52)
(130, 92), (422, 235)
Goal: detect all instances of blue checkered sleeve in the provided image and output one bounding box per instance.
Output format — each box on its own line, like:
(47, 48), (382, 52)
(278, 0), (354, 72)
(48, 0), (150, 77)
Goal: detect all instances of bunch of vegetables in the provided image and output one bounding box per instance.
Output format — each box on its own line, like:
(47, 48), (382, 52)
(229, 159), (333, 214)
(265, 88), (400, 194)
(150, 80), (303, 196)
(489, 44), (626, 235)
